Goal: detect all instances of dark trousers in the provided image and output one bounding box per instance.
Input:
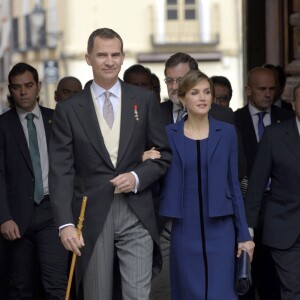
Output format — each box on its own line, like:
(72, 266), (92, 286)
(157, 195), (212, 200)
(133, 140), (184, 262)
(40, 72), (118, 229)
(240, 195), (281, 300)
(0, 237), (9, 298)
(271, 235), (300, 300)
(4, 196), (69, 300)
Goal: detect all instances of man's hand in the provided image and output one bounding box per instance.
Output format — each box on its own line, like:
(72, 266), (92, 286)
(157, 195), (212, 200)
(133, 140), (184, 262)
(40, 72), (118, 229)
(1, 220), (21, 241)
(110, 173), (136, 193)
(60, 226), (85, 256)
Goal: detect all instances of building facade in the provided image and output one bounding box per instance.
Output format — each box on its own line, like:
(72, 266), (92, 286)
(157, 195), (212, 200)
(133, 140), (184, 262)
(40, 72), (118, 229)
(1, 0), (244, 111)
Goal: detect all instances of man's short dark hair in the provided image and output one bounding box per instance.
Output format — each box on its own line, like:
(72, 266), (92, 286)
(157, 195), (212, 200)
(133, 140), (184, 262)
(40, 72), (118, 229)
(123, 64), (152, 83)
(164, 52), (198, 76)
(8, 62), (40, 107)
(210, 75), (233, 99)
(263, 63), (287, 89)
(8, 62), (39, 85)
(87, 28), (124, 54)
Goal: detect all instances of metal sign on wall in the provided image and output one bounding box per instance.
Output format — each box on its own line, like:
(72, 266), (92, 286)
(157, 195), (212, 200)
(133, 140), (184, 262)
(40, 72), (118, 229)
(43, 60), (59, 83)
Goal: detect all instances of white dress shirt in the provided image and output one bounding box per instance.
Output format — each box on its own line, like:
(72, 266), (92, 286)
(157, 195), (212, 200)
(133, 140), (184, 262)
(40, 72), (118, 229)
(16, 103), (49, 195)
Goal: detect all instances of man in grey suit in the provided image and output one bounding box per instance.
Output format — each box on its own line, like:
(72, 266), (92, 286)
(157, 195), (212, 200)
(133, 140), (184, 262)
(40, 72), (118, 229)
(245, 82), (300, 299)
(49, 28), (172, 300)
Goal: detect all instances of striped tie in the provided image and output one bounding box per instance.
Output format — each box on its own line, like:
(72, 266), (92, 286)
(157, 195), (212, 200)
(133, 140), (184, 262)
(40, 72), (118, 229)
(26, 113), (44, 204)
(176, 108), (185, 122)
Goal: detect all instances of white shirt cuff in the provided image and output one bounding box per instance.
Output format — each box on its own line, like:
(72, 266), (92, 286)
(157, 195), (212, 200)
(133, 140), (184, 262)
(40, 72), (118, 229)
(59, 223), (75, 236)
(248, 228), (254, 238)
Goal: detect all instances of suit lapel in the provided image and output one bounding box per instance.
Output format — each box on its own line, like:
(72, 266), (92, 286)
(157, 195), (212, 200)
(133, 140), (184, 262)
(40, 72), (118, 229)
(8, 109), (33, 173)
(72, 89), (115, 170)
(116, 83), (137, 166)
(40, 107), (52, 146)
(285, 119), (300, 163)
(207, 117), (222, 161)
(160, 100), (174, 125)
(241, 107), (257, 146)
(271, 105), (285, 124)
(168, 121), (185, 164)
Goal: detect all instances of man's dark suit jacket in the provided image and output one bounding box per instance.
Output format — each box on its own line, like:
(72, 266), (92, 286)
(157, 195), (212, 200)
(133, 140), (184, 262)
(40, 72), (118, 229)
(234, 104), (294, 176)
(0, 106), (53, 235)
(245, 118), (300, 249)
(275, 98), (293, 111)
(49, 81), (172, 288)
(160, 100), (235, 125)
(160, 100), (247, 180)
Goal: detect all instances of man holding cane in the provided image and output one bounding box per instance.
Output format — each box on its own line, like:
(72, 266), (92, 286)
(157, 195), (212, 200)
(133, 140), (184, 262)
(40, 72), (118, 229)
(49, 28), (171, 300)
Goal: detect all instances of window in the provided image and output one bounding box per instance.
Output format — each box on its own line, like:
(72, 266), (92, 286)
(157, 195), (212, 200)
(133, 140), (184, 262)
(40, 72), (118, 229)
(12, 18), (19, 51)
(166, 0), (196, 21)
(25, 15), (32, 49)
(185, 9), (195, 19)
(167, 0), (178, 20)
(167, 9), (178, 20)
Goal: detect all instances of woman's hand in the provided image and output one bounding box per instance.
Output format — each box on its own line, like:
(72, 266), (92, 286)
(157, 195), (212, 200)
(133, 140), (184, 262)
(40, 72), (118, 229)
(237, 241), (255, 262)
(142, 147), (161, 162)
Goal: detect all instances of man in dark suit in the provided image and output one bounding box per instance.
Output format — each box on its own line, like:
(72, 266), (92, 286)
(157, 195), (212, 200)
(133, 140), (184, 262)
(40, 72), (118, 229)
(234, 67), (294, 300)
(0, 62), (68, 299)
(245, 81), (300, 299)
(235, 67), (294, 179)
(49, 28), (172, 300)
(150, 52), (247, 300)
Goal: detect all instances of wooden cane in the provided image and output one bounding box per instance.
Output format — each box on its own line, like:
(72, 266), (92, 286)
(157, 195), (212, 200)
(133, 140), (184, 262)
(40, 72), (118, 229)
(65, 196), (88, 300)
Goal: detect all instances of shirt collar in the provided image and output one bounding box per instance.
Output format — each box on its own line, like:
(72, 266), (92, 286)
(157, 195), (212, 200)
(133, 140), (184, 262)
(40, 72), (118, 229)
(172, 103), (183, 113)
(16, 103), (41, 121)
(248, 102), (271, 116)
(91, 79), (121, 98)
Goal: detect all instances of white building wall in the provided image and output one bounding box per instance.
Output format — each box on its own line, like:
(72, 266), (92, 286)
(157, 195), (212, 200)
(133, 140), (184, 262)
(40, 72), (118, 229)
(8, 0), (244, 110)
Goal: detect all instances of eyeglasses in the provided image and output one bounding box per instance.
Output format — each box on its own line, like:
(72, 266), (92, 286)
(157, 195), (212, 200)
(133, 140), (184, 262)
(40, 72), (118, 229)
(164, 77), (182, 86)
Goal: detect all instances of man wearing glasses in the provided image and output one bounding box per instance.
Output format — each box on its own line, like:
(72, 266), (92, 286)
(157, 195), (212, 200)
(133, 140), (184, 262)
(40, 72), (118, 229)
(210, 75), (233, 108)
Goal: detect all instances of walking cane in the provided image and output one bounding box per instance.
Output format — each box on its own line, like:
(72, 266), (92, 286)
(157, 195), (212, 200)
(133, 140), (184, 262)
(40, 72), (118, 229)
(65, 196), (88, 300)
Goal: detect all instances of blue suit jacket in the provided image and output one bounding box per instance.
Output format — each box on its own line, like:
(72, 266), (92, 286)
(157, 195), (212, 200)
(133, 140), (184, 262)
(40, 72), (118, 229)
(159, 116), (251, 242)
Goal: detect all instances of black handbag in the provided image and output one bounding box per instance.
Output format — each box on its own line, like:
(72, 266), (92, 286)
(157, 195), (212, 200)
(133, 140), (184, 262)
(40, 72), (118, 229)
(235, 250), (252, 295)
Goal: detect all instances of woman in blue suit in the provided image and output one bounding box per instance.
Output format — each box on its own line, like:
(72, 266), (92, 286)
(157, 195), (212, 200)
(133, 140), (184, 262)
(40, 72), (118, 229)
(159, 70), (254, 299)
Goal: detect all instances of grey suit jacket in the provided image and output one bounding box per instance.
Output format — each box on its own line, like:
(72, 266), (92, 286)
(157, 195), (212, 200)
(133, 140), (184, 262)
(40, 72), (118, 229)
(245, 118), (300, 249)
(49, 80), (172, 286)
